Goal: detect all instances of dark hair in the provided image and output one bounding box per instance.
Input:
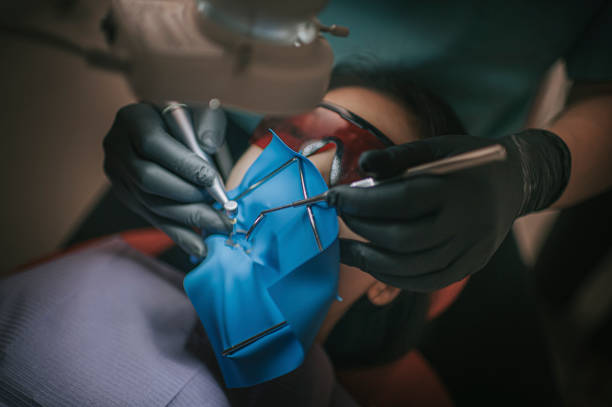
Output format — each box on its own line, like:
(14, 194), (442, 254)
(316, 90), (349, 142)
(323, 57), (466, 368)
(327, 56), (466, 139)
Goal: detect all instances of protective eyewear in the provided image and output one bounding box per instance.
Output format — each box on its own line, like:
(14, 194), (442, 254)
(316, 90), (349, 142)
(252, 101), (394, 186)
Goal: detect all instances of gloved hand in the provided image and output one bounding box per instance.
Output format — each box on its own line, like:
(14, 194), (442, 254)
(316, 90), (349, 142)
(327, 130), (571, 292)
(103, 103), (233, 258)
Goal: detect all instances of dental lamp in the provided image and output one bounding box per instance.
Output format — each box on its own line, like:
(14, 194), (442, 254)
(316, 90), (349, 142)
(106, 0), (349, 115)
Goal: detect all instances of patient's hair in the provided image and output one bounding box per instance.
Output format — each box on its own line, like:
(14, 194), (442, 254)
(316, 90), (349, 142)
(328, 57), (465, 139)
(323, 58), (466, 368)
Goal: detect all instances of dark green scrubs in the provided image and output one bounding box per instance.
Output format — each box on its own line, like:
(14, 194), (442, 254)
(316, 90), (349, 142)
(232, 0), (612, 137)
(320, 0), (612, 138)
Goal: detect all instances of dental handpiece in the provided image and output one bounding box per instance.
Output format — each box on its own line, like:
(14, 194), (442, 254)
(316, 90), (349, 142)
(161, 101), (238, 217)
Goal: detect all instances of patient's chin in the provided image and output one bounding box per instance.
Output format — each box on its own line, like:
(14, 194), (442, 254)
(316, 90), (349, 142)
(316, 264), (376, 344)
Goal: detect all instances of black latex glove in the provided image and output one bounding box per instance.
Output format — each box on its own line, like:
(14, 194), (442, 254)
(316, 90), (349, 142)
(327, 130), (571, 292)
(103, 103), (233, 258)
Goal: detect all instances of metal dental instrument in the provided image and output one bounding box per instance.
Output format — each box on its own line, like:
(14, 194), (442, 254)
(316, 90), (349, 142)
(241, 157), (324, 252)
(243, 159), (324, 250)
(256, 144), (508, 213)
(222, 321), (288, 356)
(234, 157), (299, 202)
(298, 160), (324, 251)
(161, 100), (238, 217)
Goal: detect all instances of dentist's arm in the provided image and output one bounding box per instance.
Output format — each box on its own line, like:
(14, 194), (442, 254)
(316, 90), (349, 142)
(328, 81), (612, 292)
(548, 81), (612, 207)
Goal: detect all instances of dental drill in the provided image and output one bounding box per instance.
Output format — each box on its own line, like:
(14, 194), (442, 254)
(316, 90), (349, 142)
(161, 100), (238, 217)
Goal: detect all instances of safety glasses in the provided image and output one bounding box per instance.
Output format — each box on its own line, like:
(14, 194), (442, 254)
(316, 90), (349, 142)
(252, 101), (394, 186)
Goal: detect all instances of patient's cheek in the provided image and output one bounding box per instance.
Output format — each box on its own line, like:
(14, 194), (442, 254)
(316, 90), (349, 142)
(338, 217), (368, 243)
(306, 149), (335, 186)
(226, 146), (263, 190)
